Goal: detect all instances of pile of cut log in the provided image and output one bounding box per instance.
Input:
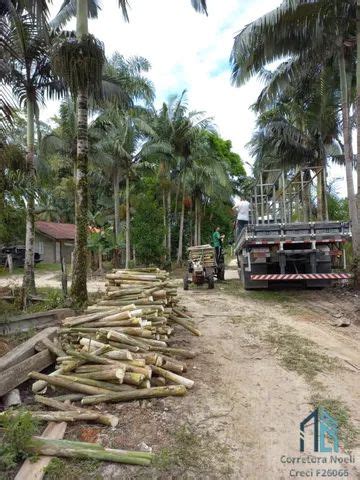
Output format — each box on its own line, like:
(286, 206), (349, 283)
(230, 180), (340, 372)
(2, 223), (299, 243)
(29, 268), (200, 406)
(0, 269), (200, 471)
(188, 245), (215, 267)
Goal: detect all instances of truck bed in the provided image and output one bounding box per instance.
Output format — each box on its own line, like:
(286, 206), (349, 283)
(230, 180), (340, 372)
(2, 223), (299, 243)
(235, 221), (351, 253)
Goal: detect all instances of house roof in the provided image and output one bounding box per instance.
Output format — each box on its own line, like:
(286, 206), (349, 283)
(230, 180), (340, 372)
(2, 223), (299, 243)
(35, 221), (76, 241)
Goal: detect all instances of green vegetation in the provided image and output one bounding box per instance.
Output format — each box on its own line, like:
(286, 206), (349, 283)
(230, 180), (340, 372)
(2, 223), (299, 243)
(311, 395), (359, 450)
(152, 426), (233, 479)
(0, 410), (40, 472)
(44, 458), (102, 480)
(265, 323), (337, 381)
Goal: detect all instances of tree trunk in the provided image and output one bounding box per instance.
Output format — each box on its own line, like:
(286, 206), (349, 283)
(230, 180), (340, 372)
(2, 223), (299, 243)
(71, 0), (89, 305)
(177, 179), (186, 264)
(22, 99), (36, 305)
(194, 197), (198, 246)
(198, 197), (201, 245)
(167, 189), (171, 259)
(338, 46), (357, 223)
(113, 166), (120, 268)
(355, 1), (360, 288)
(125, 175), (130, 269)
(162, 190), (167, 252)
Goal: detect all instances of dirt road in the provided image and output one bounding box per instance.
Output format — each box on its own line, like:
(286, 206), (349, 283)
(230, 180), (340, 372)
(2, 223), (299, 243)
(171, 268), (360, 479)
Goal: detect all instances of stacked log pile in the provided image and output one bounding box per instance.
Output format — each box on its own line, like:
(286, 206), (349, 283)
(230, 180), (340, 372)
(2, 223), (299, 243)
(0, 269), (200, 469)
(188, 245), (215, 267)
(29, 269), (200, 407)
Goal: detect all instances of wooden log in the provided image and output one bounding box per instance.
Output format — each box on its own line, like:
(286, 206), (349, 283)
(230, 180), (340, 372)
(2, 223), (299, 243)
(0, 327), (58, 372)
(61, 345), (110, 374)
(151, 366), (194, 389)
(15, 422), (67, 480)
(65, 349), (113, 365)
(34, 394), (77, 411)
(108, 341), (141, 352)
(161, 354), (187, 371)
(59, 375), (134, 393)
(81, 385), (187, 405)
(28, 372), (113, 395)
(161, 360), (184, 374)
(0, 410), (119, 428)
(52, 394), (85, 402)
(71, 368), (125, 383)
(25, 437), (153, 466)
(123, 372), (145, 386)
(62, 310), (120, 327)
(0, 350), (54, 397)
(169, 315), (201, 336)
(135, 337), (167, 347)
(106, 330), (149, 350)
(132, 352), (161, 366)
(35, 337), (65, 357)
(79, 338), (133, 360)
(150, 376), (166, 387)
(149, 346), (196, 359)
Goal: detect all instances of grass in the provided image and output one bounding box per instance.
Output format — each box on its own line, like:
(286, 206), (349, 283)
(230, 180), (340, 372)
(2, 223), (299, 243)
(218, 279), (294, 304)
(311, 394), (359, 450)
(264, 322), (337, 381)
(44, 458), (102, 480)
(0, 263), (61, 278)
(151, 425), (233, 479)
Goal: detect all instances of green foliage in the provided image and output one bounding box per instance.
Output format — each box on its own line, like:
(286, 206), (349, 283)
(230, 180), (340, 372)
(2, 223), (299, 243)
(327, 192), (349, 221)
(132, 192), (166, 265)
(44, 458), (101, 480)
(0, 410), (39, 471)
(51, 34), (105, 99)
(207, 133), (245, 178)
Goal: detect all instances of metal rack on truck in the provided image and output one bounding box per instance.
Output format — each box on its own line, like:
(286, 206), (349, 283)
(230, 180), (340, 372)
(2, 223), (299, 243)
(234, 167), (352, 289)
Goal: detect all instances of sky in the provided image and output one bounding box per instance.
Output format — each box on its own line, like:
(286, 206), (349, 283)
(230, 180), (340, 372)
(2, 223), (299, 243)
(45, 0), (348, 194)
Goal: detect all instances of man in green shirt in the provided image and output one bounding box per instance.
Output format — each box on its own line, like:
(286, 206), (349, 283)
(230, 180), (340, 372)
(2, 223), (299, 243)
(212, 227), (224, 265)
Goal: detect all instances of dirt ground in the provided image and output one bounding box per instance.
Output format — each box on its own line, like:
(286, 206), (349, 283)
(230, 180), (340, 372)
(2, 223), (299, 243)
(0, 270), (106, 293)
(2, 267), (360, 479)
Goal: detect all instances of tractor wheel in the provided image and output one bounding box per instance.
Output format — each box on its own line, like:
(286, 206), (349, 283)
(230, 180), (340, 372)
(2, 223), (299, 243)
(217, 264), (225, 281)
(207, 274), (214, 289)
(183, 273), (189, 290)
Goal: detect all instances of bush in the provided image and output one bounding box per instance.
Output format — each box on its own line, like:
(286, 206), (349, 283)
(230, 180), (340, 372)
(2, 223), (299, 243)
(0, 410), (39, 471)
(132, 194), (166, 265)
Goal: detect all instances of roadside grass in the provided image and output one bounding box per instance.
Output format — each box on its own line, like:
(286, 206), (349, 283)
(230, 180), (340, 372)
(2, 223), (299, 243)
(311, 395), (359, 450)
(218, 279), (294, 304)
(0, 267), (23, 277)
(151, 425), (233, 479)
(264, 322), (337, 381)
(35, 263), (62, 272)
(44, 458), (102, 480)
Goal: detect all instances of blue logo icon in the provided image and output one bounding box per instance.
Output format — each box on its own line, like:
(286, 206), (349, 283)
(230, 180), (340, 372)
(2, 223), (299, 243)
(300, 407), (339, 453)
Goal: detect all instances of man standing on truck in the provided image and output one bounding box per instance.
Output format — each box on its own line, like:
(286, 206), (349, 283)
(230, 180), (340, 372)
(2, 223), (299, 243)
(233, 197), (250, 238)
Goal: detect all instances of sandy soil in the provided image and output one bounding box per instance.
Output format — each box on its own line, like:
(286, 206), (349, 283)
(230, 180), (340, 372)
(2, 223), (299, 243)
(0, 270), (106, 293)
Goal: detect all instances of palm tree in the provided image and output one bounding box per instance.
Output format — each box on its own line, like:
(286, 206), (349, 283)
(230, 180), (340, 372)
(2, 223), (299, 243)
(145, 92), (213, 261)
(230, 0), (360, 285)
(2, 6), (64, 304)
(250, 61), (342, 221)
(51, 0), (208, 304)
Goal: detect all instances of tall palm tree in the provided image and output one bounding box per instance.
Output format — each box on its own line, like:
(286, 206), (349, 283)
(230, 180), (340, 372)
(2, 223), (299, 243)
(2, 6), (64, 303)
(52, 0), (208, 304)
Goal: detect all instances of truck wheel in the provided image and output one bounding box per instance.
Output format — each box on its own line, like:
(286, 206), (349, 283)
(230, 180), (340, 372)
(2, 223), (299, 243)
(207, 275), (214, 289)
(183, 274), (189, 290)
